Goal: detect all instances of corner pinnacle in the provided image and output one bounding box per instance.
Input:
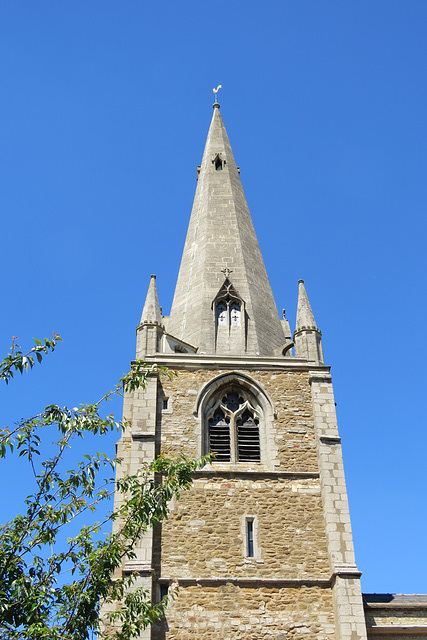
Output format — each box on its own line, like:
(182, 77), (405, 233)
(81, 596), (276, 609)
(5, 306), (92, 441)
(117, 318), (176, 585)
(296, 279), (318, 331)
(140, 274), (162, 325)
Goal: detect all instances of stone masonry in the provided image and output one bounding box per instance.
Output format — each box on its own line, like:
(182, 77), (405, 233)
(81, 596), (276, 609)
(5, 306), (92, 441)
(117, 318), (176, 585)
(101, 100), (427, 639)
(104, 351), (367, 640)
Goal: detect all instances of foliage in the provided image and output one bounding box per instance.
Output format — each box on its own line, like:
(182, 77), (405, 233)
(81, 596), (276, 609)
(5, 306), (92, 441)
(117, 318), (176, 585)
(0, 334), (61, 384)
(0, 336), (208, 639)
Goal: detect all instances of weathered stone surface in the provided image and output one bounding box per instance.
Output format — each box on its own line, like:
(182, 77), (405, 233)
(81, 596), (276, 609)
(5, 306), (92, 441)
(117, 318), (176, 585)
(160, 476), (329, 579)
(99, 104), (390, 640)
(365, 608), (427, 627)
(157, 369), (319, 473)
(144, 366), (339, 638)
(166, 105), (286, 356)
(364, 596), (427, 637)
(153, 584), (335, 640)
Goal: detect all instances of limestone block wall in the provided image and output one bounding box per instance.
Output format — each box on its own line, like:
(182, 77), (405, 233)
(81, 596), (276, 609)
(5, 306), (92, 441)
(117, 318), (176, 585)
(103, 362), (369, 640)
(153, 584), (336, 640)
(148, 366), (337, 639)
(156, 368), (319, 472)
(159, 476), (329, 580)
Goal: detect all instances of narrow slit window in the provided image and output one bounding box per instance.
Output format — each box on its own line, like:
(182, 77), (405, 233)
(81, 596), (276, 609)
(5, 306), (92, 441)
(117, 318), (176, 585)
(215, 155), (223, 170)
(160, 584), (169, 602)
(247, 519), (254, 557)
(162, 398), (168, 410)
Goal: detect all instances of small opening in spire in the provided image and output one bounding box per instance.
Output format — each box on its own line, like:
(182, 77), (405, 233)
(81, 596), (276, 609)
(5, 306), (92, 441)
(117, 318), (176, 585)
(213, 153), (226, 172)
(215, 156), (223, 171)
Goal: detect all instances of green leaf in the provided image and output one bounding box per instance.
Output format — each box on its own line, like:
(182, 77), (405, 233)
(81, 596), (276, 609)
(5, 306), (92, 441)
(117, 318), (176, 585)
(0, 339), (200, 640)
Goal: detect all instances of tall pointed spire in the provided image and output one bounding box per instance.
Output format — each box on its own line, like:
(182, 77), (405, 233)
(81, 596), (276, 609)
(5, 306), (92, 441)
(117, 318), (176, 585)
(167, 104), (286, 356)
(294, 279), (324, 363)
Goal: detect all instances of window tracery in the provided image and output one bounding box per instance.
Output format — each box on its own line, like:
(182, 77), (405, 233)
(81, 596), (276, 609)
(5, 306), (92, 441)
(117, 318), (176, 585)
(213, 279), (244, 328)
(207, 389), (261, 463)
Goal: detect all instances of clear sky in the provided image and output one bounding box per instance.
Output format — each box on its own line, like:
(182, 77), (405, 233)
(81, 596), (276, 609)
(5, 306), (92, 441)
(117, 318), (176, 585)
(1, 1), (426, 594)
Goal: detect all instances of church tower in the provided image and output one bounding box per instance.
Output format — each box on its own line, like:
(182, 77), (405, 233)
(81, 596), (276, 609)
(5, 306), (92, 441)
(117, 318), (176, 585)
(111, 101), (368, 640)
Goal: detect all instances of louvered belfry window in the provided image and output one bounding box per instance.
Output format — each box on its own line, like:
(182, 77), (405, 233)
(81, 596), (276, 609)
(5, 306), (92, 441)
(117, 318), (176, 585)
(208, 409), (231, 461)
(237, 410), (261, 462)
(207, 390), (261, 463)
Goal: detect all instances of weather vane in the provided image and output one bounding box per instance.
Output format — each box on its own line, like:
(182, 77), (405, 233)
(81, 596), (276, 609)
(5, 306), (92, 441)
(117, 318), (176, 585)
(213, 85), (222, 103)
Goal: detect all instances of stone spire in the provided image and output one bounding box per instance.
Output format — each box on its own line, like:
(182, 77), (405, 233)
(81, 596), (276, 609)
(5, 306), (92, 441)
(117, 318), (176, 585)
(294, 279), (324, 363)
(136, 275), (163, 357)
(295, 279), (317, 331)
(140, 274), (162, 325)
(167, 104), (286, 356)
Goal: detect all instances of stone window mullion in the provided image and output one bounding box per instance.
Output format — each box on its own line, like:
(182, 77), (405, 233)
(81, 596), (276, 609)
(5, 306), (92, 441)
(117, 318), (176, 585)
(229, 413), (237, 463)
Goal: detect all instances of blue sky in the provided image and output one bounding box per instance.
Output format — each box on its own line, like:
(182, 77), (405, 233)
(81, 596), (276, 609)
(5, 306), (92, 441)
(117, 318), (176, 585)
(1, 1), (427, 594)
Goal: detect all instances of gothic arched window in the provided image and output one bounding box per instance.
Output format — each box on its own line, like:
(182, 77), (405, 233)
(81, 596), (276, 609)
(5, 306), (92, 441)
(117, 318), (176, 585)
(207, 389), (261, 463)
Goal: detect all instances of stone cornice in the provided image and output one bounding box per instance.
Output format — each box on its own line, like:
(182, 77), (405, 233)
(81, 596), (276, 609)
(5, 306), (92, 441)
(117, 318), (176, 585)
(192, 469), (319, 480)
(134, 353), (331, 372)
(309, 371), (332, 383)
(157, 577), (332, 587)
(137, 321), (164, 330)
(294, 326), (322, 337)
(332, 564), (362, 578)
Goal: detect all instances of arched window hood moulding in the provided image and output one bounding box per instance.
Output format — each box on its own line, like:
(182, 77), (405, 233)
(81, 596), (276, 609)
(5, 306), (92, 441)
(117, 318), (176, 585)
(193, 370), (277, 420)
